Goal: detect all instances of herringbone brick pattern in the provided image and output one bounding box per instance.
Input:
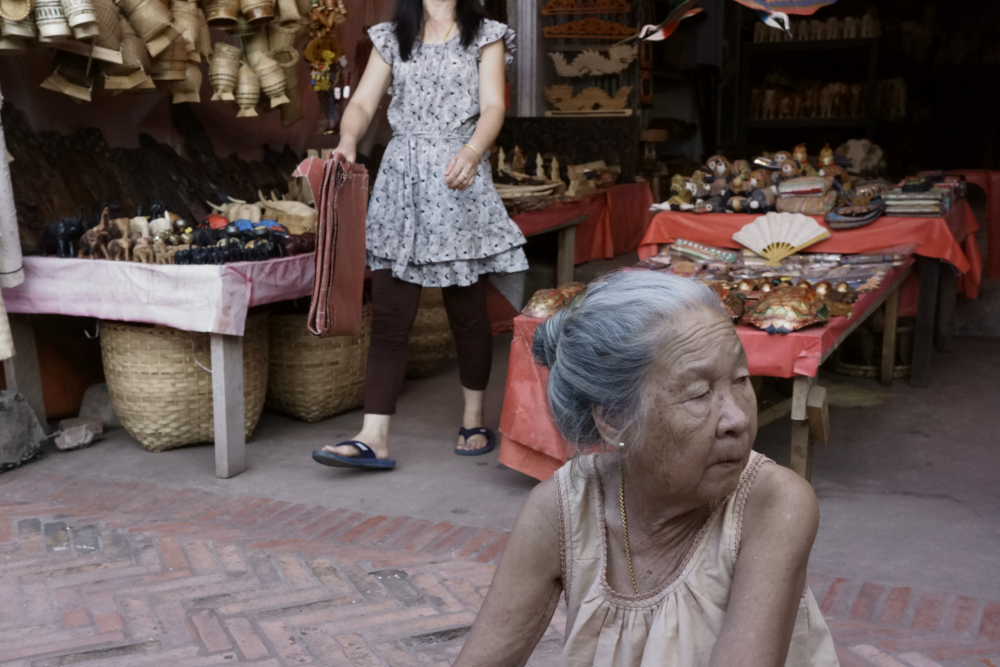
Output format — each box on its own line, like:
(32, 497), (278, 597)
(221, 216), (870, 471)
(1, 472), (997, 666)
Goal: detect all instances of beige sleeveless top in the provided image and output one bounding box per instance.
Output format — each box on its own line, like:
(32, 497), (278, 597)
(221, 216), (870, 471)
(554, 451), (840, 666)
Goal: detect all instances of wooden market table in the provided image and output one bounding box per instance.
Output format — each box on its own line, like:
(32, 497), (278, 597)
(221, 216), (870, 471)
(637, 202), (983, 386)
(498, 261), (913, 483)
(1, 254), (315, 479)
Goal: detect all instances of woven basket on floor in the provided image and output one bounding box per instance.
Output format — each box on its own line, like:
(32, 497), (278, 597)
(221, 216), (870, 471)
(100, 314), (269, 452)
(266, 306), (372, 422)
(406, 287), (457, 379)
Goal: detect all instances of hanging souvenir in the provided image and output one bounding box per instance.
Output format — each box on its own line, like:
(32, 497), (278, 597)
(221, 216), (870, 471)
(303, 0), (348, 134)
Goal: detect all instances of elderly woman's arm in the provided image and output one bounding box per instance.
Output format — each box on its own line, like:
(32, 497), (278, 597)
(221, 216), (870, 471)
(455, 479), (563, 666)
(710, 465), (820, 667)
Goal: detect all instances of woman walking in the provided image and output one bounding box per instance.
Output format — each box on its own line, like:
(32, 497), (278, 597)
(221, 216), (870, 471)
(311, 0), (526, 470)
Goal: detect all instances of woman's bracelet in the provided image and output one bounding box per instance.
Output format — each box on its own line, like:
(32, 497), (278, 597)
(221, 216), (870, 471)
(463, 142), (483, 159)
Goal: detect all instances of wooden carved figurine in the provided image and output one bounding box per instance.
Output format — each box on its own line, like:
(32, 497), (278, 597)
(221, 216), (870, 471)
(78, 207), (112, 259)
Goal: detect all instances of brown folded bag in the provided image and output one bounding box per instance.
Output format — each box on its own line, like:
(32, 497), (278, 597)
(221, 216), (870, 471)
(295, 157), (368, 337)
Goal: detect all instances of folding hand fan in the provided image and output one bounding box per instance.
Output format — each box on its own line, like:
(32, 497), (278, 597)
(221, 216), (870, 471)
(732, 212), (830, 266)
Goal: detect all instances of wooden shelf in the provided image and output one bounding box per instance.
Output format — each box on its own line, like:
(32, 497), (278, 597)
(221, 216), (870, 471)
(748, 38), (876, 53)
(748, 118), (869, 129)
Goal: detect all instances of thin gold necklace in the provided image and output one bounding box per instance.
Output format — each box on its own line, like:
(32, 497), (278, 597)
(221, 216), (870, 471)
(618, 458), (641, 596)
(425, 19), (456, 44)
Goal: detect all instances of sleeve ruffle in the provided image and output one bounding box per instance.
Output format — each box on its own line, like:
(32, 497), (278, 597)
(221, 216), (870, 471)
(367, 22), (397, 66)
(476, 19), (516, 65)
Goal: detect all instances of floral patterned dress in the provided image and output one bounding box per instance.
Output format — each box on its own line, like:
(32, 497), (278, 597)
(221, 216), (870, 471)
(365, 19), (528, 287)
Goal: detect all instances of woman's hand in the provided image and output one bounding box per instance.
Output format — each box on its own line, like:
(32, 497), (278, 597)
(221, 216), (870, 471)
(444, 145), (482, 190)
(330, 142), (356, 164)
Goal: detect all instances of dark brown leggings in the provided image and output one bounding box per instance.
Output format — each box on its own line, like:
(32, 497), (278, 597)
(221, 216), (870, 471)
(364, 270), (492, 415)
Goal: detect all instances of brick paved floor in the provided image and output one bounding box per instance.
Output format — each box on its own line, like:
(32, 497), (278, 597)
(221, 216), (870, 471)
(2, 468), (999, 666)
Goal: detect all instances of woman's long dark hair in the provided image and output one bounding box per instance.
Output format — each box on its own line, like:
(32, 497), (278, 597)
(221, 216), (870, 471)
(394, 0), (485, 61)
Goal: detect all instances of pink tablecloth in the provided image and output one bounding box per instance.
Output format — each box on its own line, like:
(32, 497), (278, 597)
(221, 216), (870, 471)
(0, 254), (315, 335)
(499, 263), (911, 481)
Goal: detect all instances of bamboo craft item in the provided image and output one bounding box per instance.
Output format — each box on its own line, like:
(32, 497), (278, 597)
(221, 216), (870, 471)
(104, 15), (155, 90)
(34, 0), (72, 41)
(90, 0), (120, 49)
(1, 15), (36, 39)
(279, 52), (302, 126)
(251, 52), (289, 107)
(239, 0), (272, 24)
(170, 0), (199, 58)
(40, 53), (93, 101)
(235, 61), (260, 116)
(204, 0), (237, 25)
(60, 0), (98, 39)
(115, 0), (178, 56)
(149, 36), (186, 79)
(209, 41), (240, 100)
(266, 307), (371, 422)
(170, 61), (201, 102)
(100, 315), (269, 452)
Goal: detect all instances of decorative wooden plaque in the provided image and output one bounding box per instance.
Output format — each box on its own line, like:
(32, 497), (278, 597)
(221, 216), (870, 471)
(544, 18), (635, 40)
(541, 0), (631, 15)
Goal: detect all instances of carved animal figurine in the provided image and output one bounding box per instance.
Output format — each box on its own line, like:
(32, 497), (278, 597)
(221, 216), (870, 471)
(818, 143), (835, 167)
(762, 89), (777, 119)
(109, 217), (130, 242)
(689, 170), (711, 199)
(779, 159), (802, 182)
(511, 145), (526, 173)
(130, 216), (151, 239)
(842, 16), (859, 39)
(153, 238), (170, 264)
(46, 216), (85, 257)
(549, 155), (563, 186)
(819, 84), (834, 118)
(132, 237), (154, 263)
(535, 153), (546, 180)
(792, 144), (817, 176)
(749, 169), (772, 190)
(78, 207), (113, 259)
(107, 236), (132, 262)
(727, 195), (749, 213)
(667, 174), (694, 210)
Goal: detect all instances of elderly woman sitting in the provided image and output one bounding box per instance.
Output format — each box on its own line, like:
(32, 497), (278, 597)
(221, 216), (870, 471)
(457, 271), (839, 666)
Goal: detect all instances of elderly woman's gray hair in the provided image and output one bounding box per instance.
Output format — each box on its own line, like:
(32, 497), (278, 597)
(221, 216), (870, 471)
(533, 271), (725, 447)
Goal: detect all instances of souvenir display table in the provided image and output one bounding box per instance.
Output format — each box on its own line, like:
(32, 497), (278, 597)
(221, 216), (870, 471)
(498, 261), (913, 482)
(514, 181), (655, 265)
(637, 202), (982, 386)
(484, 182), (656, 332)
(946, 170), (1000, 278)
(1, 254), (315, 479)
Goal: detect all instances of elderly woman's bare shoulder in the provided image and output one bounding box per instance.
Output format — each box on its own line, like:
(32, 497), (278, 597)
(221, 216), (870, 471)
(516, 477), (561, 535)
(741, 462), (820, 548)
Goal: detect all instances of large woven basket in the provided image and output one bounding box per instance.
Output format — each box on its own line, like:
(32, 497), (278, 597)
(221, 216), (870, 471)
(406, 288), (457, 379)
(100, 314), (269, 452)
(266, 306), (371, 422)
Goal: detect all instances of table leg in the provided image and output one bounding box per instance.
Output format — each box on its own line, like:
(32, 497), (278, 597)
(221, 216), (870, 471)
(556, 227), (577, 286)
(911, 257), (940, 387)
(789, 376), (814, 481)
(880, 288), (900, 386)
(935, 264), (958, 353)
(2, 315), (49, 430)
(210, 333), (246, 479)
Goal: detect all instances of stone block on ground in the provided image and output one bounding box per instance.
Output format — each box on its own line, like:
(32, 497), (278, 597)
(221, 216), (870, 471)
(54, 417), (104, 451)
(78, 383), (121, 429)
(0, 390), (45, 471)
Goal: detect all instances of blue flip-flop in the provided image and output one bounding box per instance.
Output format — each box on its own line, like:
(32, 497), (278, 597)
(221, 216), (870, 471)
(312, 441), (397, 470)
(454, 427), (497, 456)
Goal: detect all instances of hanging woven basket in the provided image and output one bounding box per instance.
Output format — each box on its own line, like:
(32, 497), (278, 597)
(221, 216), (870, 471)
(266, 306), (371, 422)
(100, 313), (269, 452)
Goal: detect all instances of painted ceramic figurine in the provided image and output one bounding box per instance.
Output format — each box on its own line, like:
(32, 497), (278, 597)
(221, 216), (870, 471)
(742, 283), (830, 334)
(793, 143), (817, 176)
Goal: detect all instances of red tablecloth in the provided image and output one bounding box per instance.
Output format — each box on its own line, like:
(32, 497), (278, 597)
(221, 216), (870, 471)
(498, 264), (911, 481)
(637, 201), (982, 300)
(946, 170), (1000, 278)
(515, 182), (654, 264)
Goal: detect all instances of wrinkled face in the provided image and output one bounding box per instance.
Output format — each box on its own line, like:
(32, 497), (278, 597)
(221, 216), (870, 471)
(631, 309), (757, 504)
